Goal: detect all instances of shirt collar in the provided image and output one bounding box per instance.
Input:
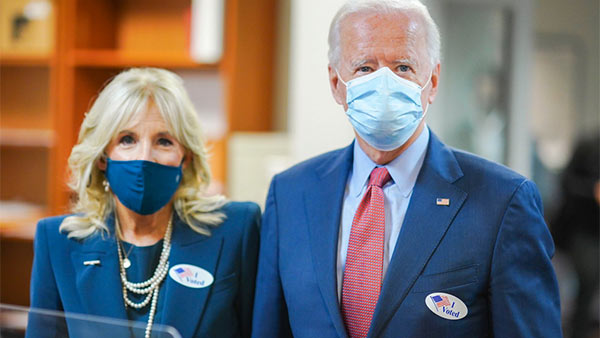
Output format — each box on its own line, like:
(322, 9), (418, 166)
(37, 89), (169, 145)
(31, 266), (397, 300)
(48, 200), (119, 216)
(349, 126), (430, 198)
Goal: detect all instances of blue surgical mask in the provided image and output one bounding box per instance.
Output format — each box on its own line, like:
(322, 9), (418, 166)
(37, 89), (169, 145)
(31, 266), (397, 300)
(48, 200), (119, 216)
(338, 67), (431, 151)
(105, 158), (183, 215)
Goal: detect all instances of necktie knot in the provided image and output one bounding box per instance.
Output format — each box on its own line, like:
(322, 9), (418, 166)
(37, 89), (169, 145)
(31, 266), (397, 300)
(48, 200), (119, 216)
(368, 167), (391, 188)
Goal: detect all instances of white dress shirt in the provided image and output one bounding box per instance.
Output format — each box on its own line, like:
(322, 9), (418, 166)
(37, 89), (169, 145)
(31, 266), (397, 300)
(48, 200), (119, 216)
(337, 126), (430, 300)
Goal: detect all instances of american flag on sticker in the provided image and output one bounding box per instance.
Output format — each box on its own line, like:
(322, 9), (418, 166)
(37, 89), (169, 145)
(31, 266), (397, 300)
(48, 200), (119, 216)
(431, 295), (451, 309)
(175, 267), (194, 279)
(436, 198), (450, 206)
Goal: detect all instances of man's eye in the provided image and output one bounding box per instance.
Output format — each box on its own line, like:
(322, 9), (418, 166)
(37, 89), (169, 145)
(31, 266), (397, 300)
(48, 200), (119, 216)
(358, 66), (373, 73)
(119, 135), (135, 145)
(398, 65), (410, 72)
(158, 138), (173, 146)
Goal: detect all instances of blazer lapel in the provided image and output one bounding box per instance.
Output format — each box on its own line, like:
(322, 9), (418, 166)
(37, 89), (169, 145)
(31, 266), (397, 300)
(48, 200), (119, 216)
(304, 144), (354, 338)
(369, 132), (468, 338)
(71, 217), (128, 321)
(160, 218), (223, 338)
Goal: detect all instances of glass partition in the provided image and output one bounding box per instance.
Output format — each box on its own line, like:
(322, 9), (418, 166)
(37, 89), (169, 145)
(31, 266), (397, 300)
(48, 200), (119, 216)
(0, 304), (181, 338)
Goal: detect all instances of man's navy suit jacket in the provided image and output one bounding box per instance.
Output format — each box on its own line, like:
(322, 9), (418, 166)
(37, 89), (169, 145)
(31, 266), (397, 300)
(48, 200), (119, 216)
(252, 131), (562, 337)
(27, 201), (260, 338)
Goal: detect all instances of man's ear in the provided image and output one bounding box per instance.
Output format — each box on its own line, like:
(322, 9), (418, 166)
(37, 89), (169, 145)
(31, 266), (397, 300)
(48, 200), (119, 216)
(427, 63), (441, 104)
(328, 64), (345, 106)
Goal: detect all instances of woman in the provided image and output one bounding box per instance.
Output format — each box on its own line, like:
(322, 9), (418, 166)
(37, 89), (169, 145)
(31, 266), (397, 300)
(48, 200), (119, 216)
(27, 68), (260, 337)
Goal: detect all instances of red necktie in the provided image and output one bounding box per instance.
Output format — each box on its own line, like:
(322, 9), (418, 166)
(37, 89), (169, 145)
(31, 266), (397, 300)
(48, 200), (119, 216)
(341, 167), (391, 338)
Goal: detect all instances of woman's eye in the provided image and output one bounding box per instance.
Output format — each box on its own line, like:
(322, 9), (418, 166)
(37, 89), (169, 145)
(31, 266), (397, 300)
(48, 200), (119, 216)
(158, 138), (173, 146)
(119, 135), (135, 145)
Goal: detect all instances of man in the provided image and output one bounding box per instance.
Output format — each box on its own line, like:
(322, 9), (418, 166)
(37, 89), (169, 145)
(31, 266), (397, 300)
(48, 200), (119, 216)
(252, 0), (562, 337)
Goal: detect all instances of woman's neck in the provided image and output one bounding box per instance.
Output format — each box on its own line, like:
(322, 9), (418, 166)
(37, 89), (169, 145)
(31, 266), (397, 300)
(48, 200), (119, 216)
(114, 200), (173, 246)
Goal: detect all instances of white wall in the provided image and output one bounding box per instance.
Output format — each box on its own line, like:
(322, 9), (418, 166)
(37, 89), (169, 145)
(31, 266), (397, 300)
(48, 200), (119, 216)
(288, 0), (355, 162)
(534, 0), (599, 136)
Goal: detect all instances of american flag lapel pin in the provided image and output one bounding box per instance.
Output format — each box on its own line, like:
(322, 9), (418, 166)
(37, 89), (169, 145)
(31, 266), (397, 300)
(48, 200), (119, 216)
(436, 198), (450, 206)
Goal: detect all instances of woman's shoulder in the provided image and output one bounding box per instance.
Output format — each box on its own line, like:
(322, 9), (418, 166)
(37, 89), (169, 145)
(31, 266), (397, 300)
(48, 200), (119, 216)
(35, 213), (99, 242)
(219, 201), (261, 219)
(211, 201), (261, 236)
(34, 214), (81, 247)
(36, 214), (73, 232)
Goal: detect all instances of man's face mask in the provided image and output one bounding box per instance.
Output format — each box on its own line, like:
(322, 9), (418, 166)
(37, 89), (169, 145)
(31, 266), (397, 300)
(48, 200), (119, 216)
(337, 67), (431, 151)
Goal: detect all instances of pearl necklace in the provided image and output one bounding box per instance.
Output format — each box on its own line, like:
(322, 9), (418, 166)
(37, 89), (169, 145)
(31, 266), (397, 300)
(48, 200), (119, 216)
(117, 216), (173, 338)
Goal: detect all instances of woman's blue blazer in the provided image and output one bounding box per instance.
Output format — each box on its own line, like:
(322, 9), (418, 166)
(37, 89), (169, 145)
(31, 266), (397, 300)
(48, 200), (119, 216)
(27, 201), (260, 338)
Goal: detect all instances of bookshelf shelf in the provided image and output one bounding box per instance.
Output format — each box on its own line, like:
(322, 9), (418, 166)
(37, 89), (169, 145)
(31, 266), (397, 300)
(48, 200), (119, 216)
(0, 129), (55, 147)
(0, 53), (52, 66)
(71, 49), (219, 69)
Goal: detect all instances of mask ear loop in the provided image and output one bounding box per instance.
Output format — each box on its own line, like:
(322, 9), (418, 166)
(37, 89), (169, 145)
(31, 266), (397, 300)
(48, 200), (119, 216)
(421, 70), (434, 117)
(335, 68), (349, 87)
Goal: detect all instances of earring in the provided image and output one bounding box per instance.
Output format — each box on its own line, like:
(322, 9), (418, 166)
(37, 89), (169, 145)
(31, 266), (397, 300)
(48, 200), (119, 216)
(103, 179), (110, 192)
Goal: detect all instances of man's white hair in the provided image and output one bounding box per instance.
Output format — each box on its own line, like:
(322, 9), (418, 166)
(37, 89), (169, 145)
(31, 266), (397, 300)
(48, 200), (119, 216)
(328, 0), (441, 67)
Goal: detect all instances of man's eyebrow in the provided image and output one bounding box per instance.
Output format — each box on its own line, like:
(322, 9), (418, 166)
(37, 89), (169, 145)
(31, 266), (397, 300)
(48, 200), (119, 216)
(393, 58), (416, 65)
(350, 59), (375, 68)
(349, 58), (416, 68)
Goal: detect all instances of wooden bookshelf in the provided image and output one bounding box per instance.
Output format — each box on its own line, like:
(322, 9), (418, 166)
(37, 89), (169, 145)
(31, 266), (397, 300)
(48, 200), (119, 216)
(0, 0), (56, 227)
(1, 0), (277, 225)
(1, 0), (276, 306)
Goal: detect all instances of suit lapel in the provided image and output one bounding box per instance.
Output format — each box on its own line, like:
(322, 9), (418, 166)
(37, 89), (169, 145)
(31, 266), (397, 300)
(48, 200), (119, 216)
(160, 218), (223, 337)
(72, 215), (223, 336)
(369, 132), (468, 338)
(71, 217), (128, 320)
(304, 144), (354, 338)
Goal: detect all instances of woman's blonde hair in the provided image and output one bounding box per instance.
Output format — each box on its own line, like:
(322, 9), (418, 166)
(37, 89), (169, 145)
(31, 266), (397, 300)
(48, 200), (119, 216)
(60, 67), (226, 239)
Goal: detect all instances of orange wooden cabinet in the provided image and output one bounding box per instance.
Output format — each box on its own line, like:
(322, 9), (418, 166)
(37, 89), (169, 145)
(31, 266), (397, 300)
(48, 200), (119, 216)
(1, 0), (276, 307)
(1, 0), (277, 229)
(1, 0), (57, 230)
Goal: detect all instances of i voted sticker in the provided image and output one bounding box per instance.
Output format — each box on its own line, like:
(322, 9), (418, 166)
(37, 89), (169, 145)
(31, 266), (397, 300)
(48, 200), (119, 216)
(425, 292), (468, 320)
(169, 264), (214, 289)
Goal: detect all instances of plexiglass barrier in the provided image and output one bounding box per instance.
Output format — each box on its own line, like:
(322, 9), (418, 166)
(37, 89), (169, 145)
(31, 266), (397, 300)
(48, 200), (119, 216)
(0, 304), (181, 338)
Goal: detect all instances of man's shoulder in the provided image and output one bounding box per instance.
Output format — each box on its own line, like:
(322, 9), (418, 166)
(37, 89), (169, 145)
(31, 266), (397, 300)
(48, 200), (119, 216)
(449, 147), (530, 192)
(426, 132), (529, 191)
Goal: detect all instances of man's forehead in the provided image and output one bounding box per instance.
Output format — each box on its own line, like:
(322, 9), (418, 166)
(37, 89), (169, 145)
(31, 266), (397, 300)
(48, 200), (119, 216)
(340, 10), (423, 38)
(341, 34), (422, 66)
(339, 12), (425, 55)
